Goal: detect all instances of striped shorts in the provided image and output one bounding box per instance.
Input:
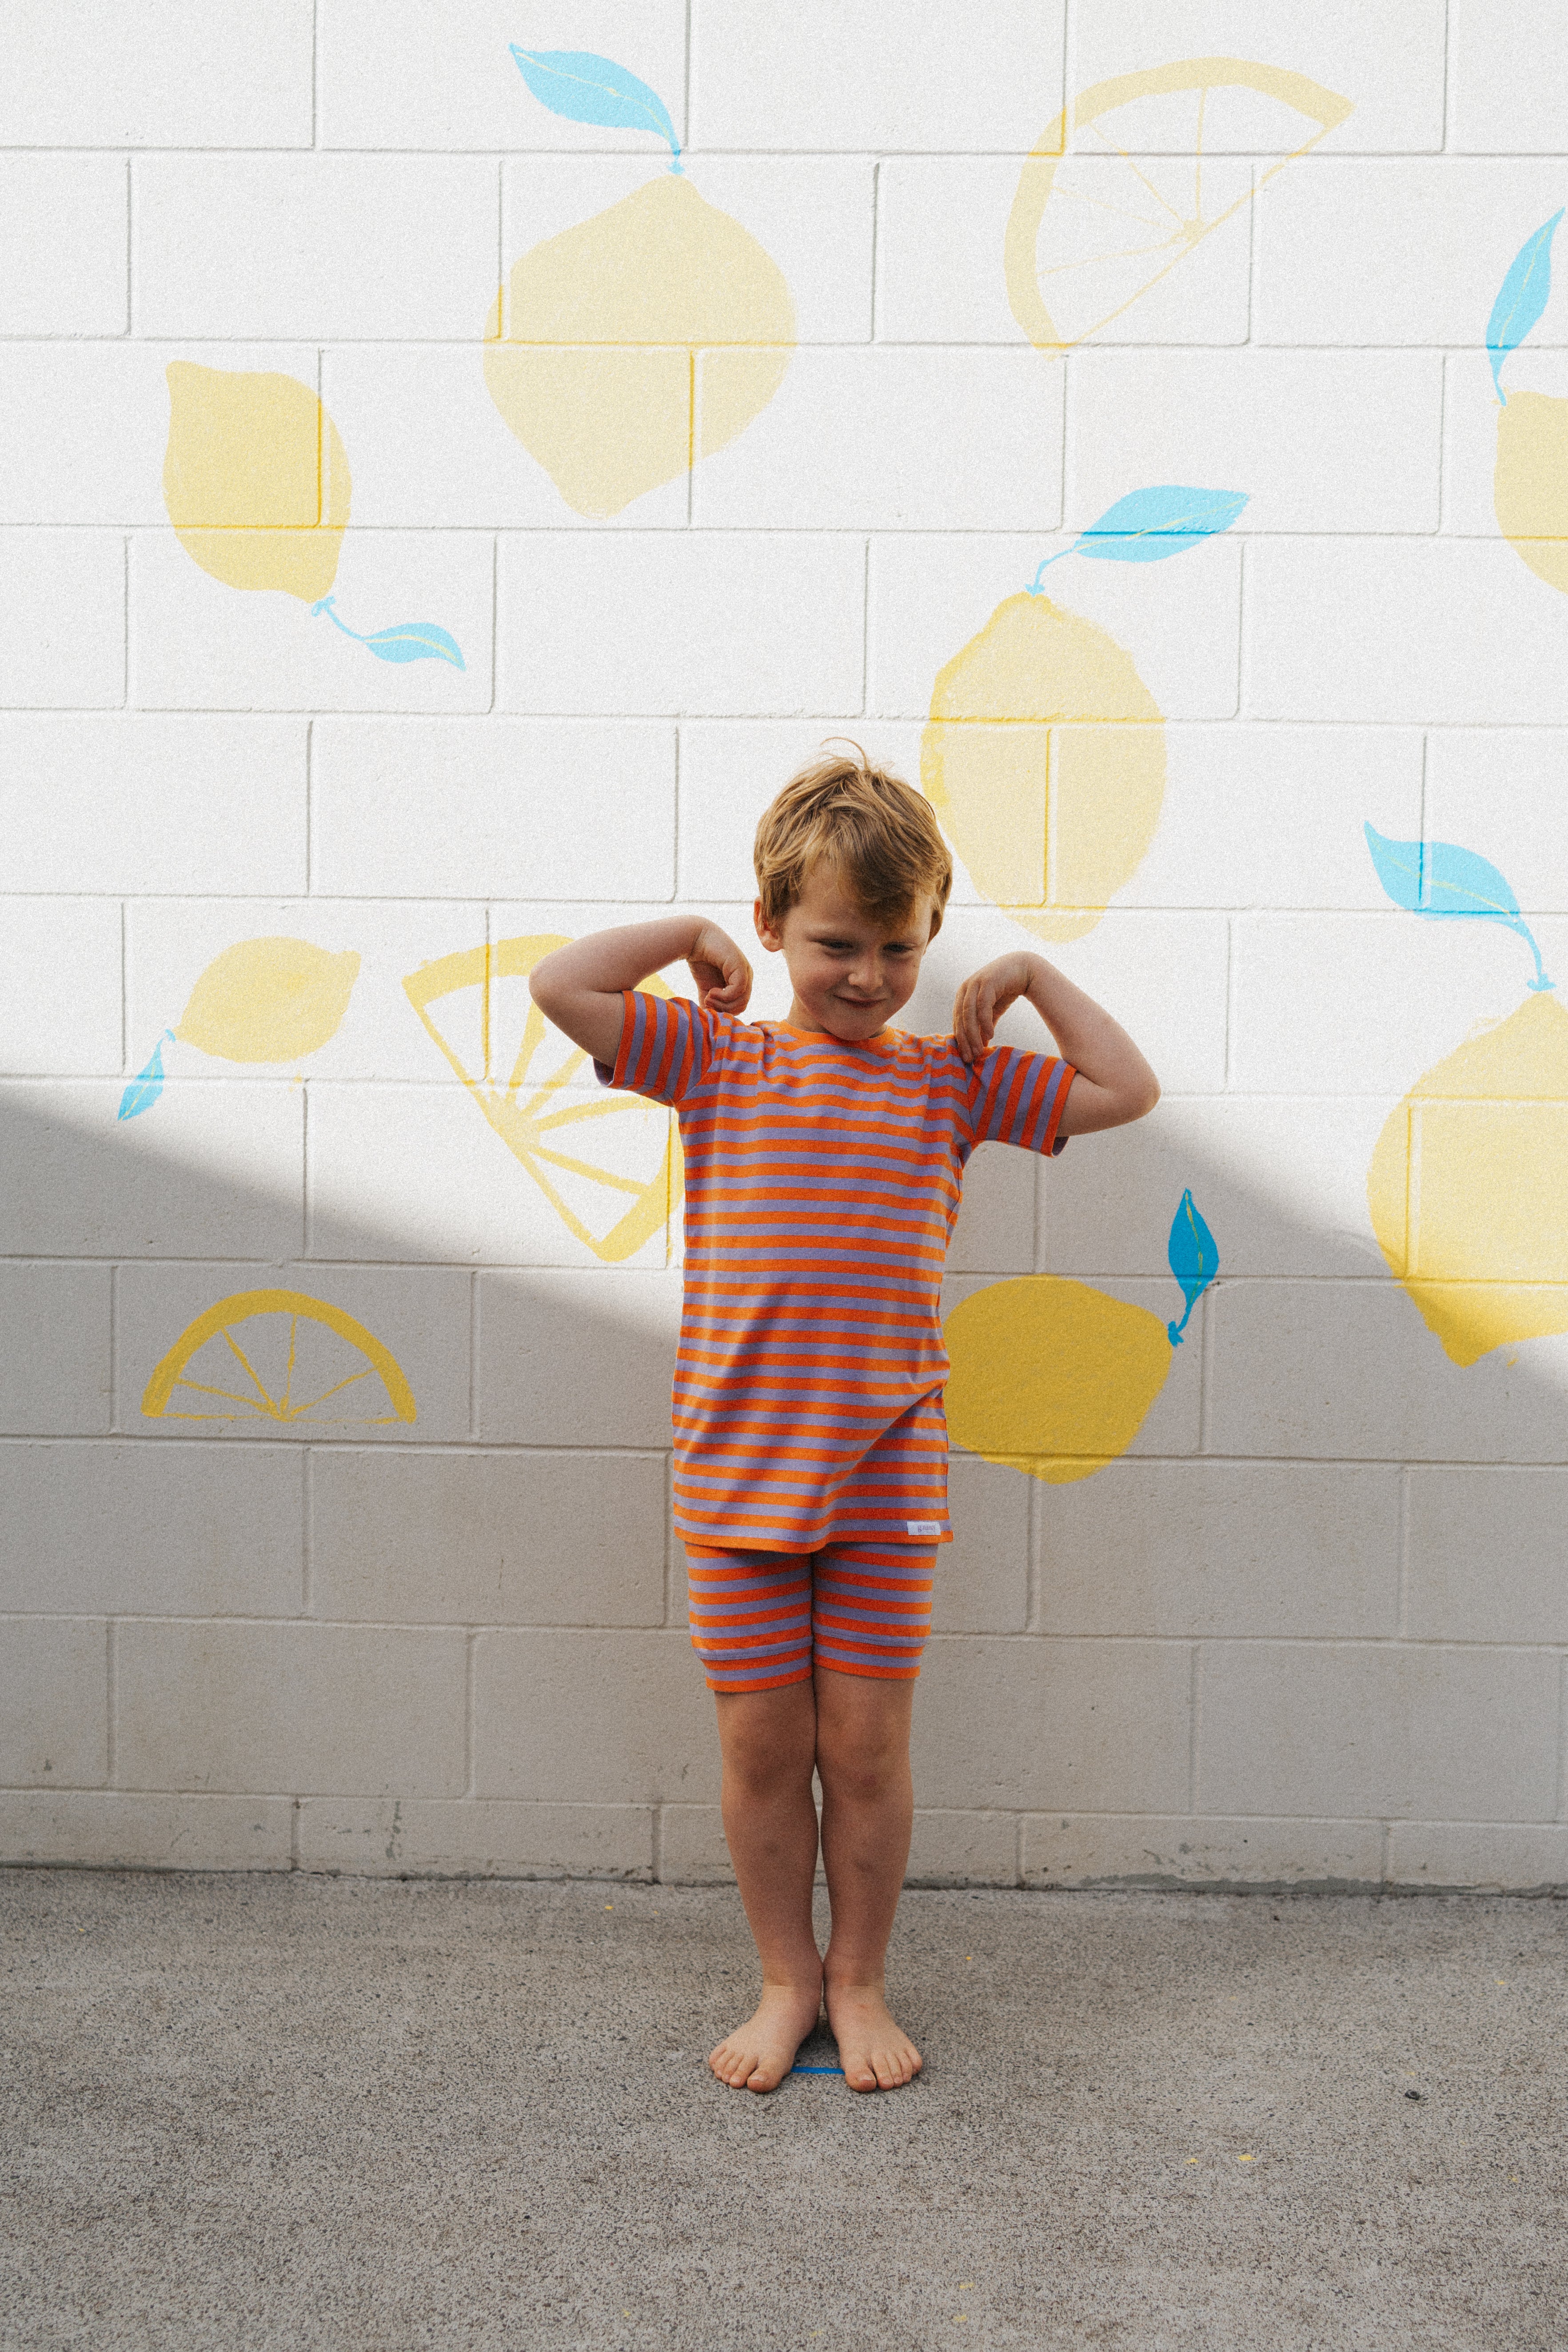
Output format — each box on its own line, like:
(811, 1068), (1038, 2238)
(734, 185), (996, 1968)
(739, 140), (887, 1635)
(684, 1540), (937, 1694)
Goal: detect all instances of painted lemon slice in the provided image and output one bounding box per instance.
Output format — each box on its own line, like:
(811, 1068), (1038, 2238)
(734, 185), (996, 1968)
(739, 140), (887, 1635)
(142, 1289), (415, 1426)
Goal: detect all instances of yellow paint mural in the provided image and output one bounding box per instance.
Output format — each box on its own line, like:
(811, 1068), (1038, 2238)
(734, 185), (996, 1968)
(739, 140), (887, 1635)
(1488, 212), (1568, 589)
(177, 938), (361, 1064)
(143, 1290), (416, 1426)
(163, 363), (350, 601)
(404, 934), (682, 1264)
(1005, 59), (1352, 355)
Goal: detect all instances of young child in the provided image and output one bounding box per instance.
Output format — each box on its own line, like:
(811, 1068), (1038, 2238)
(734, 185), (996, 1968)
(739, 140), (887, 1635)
(530, 751), (1159, 2094)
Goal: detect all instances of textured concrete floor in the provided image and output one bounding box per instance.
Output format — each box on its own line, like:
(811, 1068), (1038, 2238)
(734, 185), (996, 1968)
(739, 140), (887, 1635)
(2, 1870), (1564, 2351)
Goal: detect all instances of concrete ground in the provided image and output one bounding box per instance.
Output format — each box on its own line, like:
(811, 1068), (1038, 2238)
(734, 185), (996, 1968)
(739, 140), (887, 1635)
(2, 1871), (1564, 2351)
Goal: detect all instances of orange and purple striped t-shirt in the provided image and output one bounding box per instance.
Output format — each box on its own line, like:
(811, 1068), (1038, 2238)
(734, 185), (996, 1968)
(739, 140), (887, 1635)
(603, 992), (1074, 1554)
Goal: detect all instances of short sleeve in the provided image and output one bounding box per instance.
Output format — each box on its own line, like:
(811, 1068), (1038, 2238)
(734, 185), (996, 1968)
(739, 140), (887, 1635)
(965, 1044), (1075, 1156)
(595, 990), (719, 1108)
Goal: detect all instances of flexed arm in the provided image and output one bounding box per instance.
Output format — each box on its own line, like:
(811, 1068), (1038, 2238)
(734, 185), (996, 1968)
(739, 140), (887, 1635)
(529, 918), (753, 1067)
(952, 951), (1159, 1134)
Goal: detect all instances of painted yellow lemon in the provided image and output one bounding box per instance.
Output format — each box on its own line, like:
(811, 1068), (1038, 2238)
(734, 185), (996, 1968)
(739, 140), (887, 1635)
(177, 938), (360, 1064)
(143, 1289), (415, 1427)
(1368, 990), (1568, 1366)
(921, 592), (1164, 942)
(483, 174), (794, 518)
(1495, 390), (1568, 592)
(944, 1275), (1172, 1483)
(163, 363), (350, 600)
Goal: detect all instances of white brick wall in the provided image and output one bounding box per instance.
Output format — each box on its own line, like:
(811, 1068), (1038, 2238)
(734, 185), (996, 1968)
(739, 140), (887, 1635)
(4, 3), (1566, 1891)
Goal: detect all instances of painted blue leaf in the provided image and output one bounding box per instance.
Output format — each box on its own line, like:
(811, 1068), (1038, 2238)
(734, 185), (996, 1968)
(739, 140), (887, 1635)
(1166, 1189), (1217, 1346)
(509, 47), (680, 163)
(1074, 485), (1249, 563)
(1363, 823), (1555, 990)
(118, 1031), (172, 1122)
(1487, 211), (1563, 401)
(360, 623), (466, 670)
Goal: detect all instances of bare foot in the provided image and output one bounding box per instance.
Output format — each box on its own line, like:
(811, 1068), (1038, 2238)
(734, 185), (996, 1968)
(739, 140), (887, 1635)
(825, 1980), (922, 2092)
(709, 1978), (823, 2093)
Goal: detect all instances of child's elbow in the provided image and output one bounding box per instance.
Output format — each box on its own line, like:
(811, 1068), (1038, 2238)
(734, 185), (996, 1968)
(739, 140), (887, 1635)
(1133, 1072), (1161, 1119)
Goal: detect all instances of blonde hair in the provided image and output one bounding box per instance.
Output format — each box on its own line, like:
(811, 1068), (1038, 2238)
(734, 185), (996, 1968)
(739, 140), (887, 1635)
(754, 743), (954, 937)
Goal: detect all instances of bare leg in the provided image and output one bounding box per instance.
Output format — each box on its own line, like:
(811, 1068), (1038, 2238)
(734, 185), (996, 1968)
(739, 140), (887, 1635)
(707, 1680), (825, 2091)
(814, 1668), (923, 2092)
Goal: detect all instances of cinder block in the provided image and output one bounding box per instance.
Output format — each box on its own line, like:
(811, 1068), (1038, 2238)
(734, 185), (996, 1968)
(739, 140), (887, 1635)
(116, 1264), (473, 1446)
(0, 715), (307, 894)
(0, 1081), (301, 1260)
(676, 721), (926, 903)
(0, 532), (124, 709)
(310, 720), (677, 901)
(0, 1442), (302, 1616)
(1385, 1820), (1568, 1892)
(0, 157), (125, 335)
(116, 1620), (467, 1796)
(906, 1809), (1019, 1887)
(0, 900), (122, 1076)
(1448, 0), (1568, 151)
(1440, 348), (1529, 539)
(309, 1448), (666, 1625)
(0, 1266), (111, 1438)
(694, 349), (1062, 532)
(130, 531), (493, 715)
(1072, 1), (1444, 152)
(1021, 1813), (1384, 1889)
(946, 1142), (1036, 1277)
(1036, 1462), (1400, 1638)
(1070, 351), (1442, 535)
(134, 156), (498, 339)
(0, 1619), (107, 1785)
(0, 1791), (292, 1870)
(1197, 1640), (1559, 1821)
(657, 1805), (732, 1884)
(0, 2), (312, 146)
(937, 1454), (1030, 1633)
(296, 1797), (654, 1880)
(475, 1628), (716, 1803)
(1407, 1468), (1568, 1644)
(1425, 731), (1568, 916)
(496, 534), (865, 717)
(691, 0), (1062, 150)
(477, 1268), (682, 1448)
(911, 1634), (1191, 1812)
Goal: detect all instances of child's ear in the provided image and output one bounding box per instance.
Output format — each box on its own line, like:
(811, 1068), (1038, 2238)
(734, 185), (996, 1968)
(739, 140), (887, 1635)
(753, 898), (783, 953)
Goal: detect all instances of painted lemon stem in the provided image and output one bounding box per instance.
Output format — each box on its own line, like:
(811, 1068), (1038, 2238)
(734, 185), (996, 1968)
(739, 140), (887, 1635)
(1166, 1187), (1218, 1346)
(1365, 823), (1553, 992)
(1026, 487), (1249, 594)
(1487, 210), (1563, 405)
(311, 596), (465, 671)
(510, 46), (682, 172)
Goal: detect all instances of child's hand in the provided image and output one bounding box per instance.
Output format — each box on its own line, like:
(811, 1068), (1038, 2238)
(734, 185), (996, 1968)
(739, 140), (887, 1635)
(688, 923), (753, 1016)
(952, 952), (1037, 1065)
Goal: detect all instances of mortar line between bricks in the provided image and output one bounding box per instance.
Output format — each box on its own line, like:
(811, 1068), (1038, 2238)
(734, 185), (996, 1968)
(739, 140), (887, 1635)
(1440, 0), (1453, 152)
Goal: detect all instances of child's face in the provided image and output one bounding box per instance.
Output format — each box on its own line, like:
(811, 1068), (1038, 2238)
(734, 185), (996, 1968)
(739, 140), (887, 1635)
(754, 860), (935, 1042)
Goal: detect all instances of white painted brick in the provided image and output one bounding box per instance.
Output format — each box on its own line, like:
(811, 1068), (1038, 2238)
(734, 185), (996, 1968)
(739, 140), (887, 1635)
(0, 157), (125, 334)
(297, 1797), (654, 1880)
(1198, 1641), (1559, 1821)
(0, 1619), (107, 1785)
(0, 900), (122, 1076)
(477, 1270), (681, 1450)
(1424, 732), (1568, 915)
(1072, 1), (1444, 153)
(1256, 160), (1568, 347)
(1385, 1820), (1568, 1892)
(1246, 540), (1568, 726)
(0, 1), (312, 146)
(115, 1264), (473, 1446)
(1440, 347), (1529, 539)
(905, 1810), (1019, 1887)
(309, 1448), (666, 1625)
(936, 1454), (1031, 1633)
(946, 1143), (1037, 1278)
(497, 534), (865, 717)
(116, 1621), (467, 1796)
(1407, 1468), (1568, 1644)
(1021, 1814), (1384, 1890)
(877, 156), (1254, 347)
(475, 1628), (715, 1803)
(0, 1082), (301, 1260)
(0, 1791), (291, 1870)
(0, 1442), (302, 1617)
(676, 721), (927, 902)
(0, 1267), (111, 1438)
(1070, 351), (1442, 535)
(310, 722), (676, 901)
(134, 157), (498, 339)
(694, 350), (1062, 532)
(1037, 1462), (1400, 1638)
(0, 532), (124, 709)
(868, 533), (1240, 723)
(658, 1805), (733, 1884)
(913, 1635), (1190, 1812)
(130, 531), (493, 715)
(320, 0), (686, 153)
(1448, 1), (1568, 153)
(690, 0), (1063, 151)
(0, 716), (306, 894)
